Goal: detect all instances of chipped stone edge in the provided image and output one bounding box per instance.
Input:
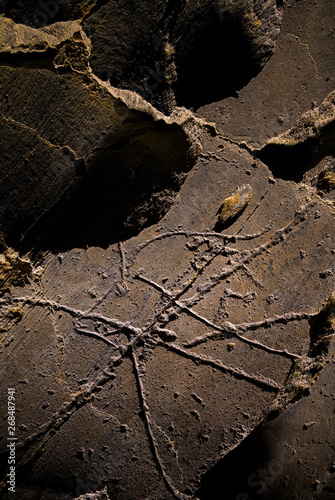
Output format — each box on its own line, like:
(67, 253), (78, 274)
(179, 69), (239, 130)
(0, 16), (91, 55)
(261, 90), (335, 148)
(0, 16), (216, 137)
(266, 291), (335, 420)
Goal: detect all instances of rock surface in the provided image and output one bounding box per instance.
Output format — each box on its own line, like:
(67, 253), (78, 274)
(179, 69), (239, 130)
(0, 1), (334, 499)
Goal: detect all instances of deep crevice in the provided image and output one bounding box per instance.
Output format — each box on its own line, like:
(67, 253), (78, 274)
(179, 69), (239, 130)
(85, 0), (281, 113)
(256, 120), (335, 181)
(172, 9), (259, 109)
(0, 49), (57, 71)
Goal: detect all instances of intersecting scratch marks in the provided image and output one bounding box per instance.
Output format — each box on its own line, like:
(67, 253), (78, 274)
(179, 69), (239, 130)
(160, 342), (281, 392)
(0, 296), (142, 337)
(136, 274), (305, 361)
(154, 208), (307, 311)
(0, 205), (314, 499)
(0, 333), (141, 488)
(134, 207), (308, 319)
(182, 314), (311, 355)
(126, 223), (274, 270)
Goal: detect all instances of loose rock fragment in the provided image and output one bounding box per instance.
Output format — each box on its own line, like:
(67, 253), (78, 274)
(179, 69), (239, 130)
(217, 184), (252, 226)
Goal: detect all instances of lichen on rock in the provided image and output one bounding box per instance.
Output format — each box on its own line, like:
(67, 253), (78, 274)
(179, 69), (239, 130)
(0, 246), (33, 293)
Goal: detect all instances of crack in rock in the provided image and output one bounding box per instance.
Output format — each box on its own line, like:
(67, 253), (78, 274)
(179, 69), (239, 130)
(256, 90), (335, 180)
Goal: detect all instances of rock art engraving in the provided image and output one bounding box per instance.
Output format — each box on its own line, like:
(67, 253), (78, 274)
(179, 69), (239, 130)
(0, 1), (335, 499)
(1, 198), (332, 499)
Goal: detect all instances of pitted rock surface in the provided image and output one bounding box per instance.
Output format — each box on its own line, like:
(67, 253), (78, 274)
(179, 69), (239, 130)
(0, 1), (334, 499)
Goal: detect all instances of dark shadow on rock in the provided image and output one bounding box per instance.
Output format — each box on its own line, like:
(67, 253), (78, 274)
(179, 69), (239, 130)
(15, 117), (195, 254)
(0, 103), (196, 255)
(256, 121), (335, 181)
(196, 423), (272, 500)
(0, 0), (87, 27)
(172, 10), (257, 110)
(197, 419), (303, 500)
(84, 0), (282, 113)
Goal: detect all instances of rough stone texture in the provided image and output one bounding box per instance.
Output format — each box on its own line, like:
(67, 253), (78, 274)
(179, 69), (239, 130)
(75, 487), (110, 500)
(0, 1), (334, 499)
(0, 17), (205, 250)
(82, 0), (283, 112)
(198, 0), (335, 146)
(197, 295), (335, 499)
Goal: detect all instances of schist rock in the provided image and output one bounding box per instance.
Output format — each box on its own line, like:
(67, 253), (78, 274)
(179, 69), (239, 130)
(0, 1), (334, 499)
